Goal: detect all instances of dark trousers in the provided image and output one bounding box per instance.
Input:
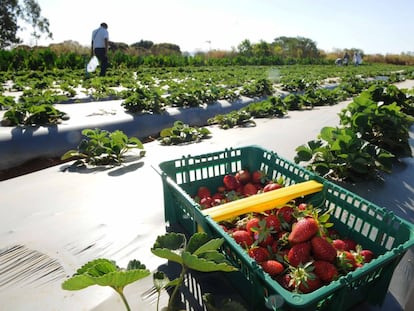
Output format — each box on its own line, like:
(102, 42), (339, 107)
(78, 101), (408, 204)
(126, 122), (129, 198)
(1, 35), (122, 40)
(94, 48), (108, 76)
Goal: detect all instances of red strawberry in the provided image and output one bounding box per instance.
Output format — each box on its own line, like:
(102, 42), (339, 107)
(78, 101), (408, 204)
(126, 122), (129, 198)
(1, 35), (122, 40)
(263, 182), (282, 192)
(360, 249), (374, 263)
(343, 239), (357, 251)
(260, 260), (284, 276)
(251, 170), (267, 184)
(297, 203), (308, 210)
(311, 236), (337, 263)
(313, 260), (338, 283)
(265, 214), (281, 232)
(246, 217), (261, 234)
(196, 186), (211, 199)
(277, 274), (292, 290)
(289, 263), (321, 293)
(235, 169), (251, 184)
(288, 217), (319, 244)
(242, 182), (258, 196)
(232, 230), (253, 247)
(337, 251), (358, 272)
(287, 242), (311, 267)
(277, 205), (294, 223)
(199, 197), (213, 209)
(332, 239), (347, 251)
(248, 246), (270, 262)
(223, 174), (240, 190)
(297, 276), (321, 294)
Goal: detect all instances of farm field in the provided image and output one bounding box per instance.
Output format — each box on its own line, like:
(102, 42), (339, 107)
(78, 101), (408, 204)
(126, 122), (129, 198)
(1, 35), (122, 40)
(0, 64), (414, 310)
(1, 63), (414, 172)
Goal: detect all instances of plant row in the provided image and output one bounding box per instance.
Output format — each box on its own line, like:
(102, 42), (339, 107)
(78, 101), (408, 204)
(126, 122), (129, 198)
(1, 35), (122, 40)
(1, 65), (413, 127)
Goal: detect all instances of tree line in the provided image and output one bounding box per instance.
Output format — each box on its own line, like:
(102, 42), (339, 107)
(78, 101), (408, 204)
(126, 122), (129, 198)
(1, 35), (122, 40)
(2, 0), (414, 71)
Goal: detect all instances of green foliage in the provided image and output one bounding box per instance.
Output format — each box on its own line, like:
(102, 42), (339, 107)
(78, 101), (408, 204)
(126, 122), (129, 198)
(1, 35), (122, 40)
(0, 95), (16, 110)
(294, 126), (395, 181)
(151, 232), (237, 310)
(339, 85), (414, 157)
(121, 85), (164, 113)
(207, 110), (254, 129)
(239, 78), (274, 97)
(62, 258), (150, 311)
(158, 121), (211, 145)
(1, 102), (69, 126)
(61, 128), (145, 166)
(243, 95), (287, 118)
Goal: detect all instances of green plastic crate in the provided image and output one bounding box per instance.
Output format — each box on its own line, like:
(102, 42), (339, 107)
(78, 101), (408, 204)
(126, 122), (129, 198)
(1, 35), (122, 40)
(156, 145), (414, 311)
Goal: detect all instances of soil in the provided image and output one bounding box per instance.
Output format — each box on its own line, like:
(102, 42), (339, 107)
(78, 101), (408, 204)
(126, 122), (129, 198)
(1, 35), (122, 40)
(0, 157), (67, 181)
(0, 136), (157, 182)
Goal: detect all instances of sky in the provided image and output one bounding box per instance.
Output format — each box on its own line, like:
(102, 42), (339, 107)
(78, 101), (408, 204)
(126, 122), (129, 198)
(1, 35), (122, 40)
(19, 0), (414, 55)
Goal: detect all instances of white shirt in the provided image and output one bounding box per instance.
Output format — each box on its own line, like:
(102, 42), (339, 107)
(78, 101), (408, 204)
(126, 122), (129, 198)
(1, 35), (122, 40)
(92, 27), (109, 49)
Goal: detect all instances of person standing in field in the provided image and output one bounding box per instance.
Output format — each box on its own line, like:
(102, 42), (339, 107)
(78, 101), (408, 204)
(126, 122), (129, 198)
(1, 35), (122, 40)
(91, 22), (109, 76)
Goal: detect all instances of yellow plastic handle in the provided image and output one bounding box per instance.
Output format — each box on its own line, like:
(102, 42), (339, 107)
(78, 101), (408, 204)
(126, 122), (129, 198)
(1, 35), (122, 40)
(202, 180), (323, 222)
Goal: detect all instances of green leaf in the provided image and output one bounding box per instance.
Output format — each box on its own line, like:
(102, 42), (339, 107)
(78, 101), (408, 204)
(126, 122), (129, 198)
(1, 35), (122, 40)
(62, 274), (96, 290)
(93, 269), (150, 288)
(294, 145), (313, 162)
(182, 252), (237, 272)
(186, 232), (211, 254)
(151, 247), (184, 264)
(192, 238), (224, 256)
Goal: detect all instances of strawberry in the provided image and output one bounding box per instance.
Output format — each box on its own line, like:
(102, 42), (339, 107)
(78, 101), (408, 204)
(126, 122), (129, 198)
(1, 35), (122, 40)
(288, 217), (319, 244)
(235, 169), (251, 184)
(251, 170), (267, 184)
(260, 260), (284, 276)
(332, 239), (347, 251)
(287, 242), (311, 267)
(263, 182), (282, 192)
(277, 273), (292, 290)
(297, 276), (321, 294)
(265, 214), (281, 232)
(359, 249), (374, 263)
(199, 197), (213, 209)
(223, 174), (240, 191)
(232, 230), (253, 247)
(289, 262), (321, 293)
(337, 250), (358, 272)
(196, 186), (211, 199)
(248, 246), (270, 262)
(277, 205), (294, 224)
(343, 238), (357, 251)
(311, 236), (337, 263)
(242, 182), (258, 196)
(313, 260), (338, 283)
(246, 217), (261, 234)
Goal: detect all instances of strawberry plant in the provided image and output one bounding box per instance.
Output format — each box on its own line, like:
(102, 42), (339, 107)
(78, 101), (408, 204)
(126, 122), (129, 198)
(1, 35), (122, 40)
(1, 102), (69, 126)
(121, 85), (164, 114)
(158, 121), (211, 145)
(62, 259), (151, 311)
(62, 232), (239, 311)
(150, 232), (238, 311)
(339, 85), (414, 157)
(61, 128), (145, 167)
(294, 126), (395, 181)
(242, 95), (287, 118)
(207, 110), (254, 129)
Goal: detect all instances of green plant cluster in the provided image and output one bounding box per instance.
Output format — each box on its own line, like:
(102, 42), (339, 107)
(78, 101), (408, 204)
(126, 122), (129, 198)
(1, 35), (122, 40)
(61, 128), (145, 167)
(158, 121), (211, 145)
(294, 84), (414, 181)
(62, 232), (240, 311)
(1, 101), (69, 126)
